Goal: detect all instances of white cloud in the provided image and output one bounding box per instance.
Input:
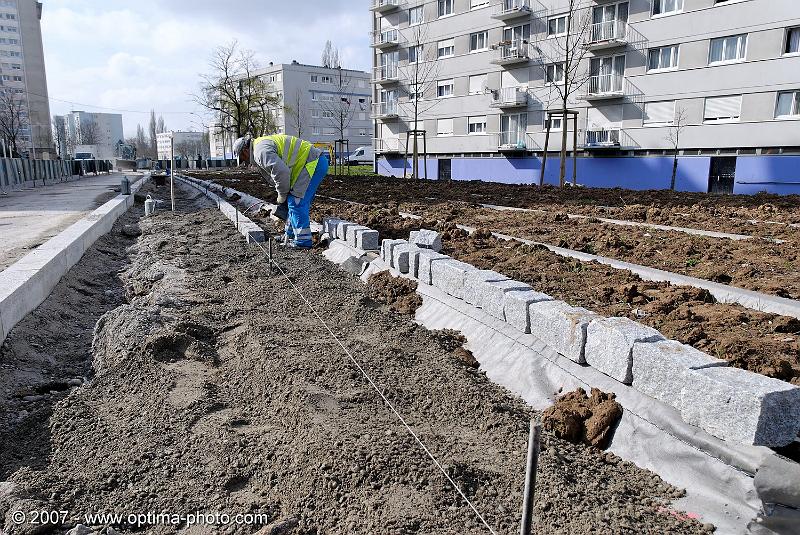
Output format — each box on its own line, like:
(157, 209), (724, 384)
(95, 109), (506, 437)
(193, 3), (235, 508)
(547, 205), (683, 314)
(41, 0), (371, 137)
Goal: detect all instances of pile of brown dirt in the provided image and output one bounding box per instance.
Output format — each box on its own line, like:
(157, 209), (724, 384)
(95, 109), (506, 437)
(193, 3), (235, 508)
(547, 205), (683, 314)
(429, 329), (479, 369)
(542, 388), (623, 449)
(366, 270), (423, 315)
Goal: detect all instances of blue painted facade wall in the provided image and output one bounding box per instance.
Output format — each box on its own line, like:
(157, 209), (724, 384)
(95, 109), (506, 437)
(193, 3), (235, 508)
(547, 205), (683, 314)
(377, 155), (800, 195)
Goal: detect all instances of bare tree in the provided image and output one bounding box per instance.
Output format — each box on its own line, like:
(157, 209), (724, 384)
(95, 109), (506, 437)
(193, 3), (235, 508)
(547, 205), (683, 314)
(284, 88), (309, 139)
(0, 89), (29, 155)
(538, 0), (593, 186)
(321, 40), (340, 69)
(666, 106), (688, 191)
(136, 124), (148, 154)
(194, 40), (281, 143)
(319, 67), (357, 150)
(79, 118), (101, 145)
(156, 115), (166, 134)
(148, 110), (157, 159)
(399, 22), (441, 179)
(52, 115), (67, 157)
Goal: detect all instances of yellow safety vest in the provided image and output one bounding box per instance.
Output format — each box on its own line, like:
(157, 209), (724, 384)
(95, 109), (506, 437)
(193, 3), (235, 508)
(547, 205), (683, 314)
(252, 134), (319, 187)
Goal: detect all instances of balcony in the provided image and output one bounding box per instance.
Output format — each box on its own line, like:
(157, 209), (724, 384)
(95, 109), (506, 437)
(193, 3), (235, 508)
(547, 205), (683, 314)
(371, 101), (399, 120)
(372, 64), (401, 85)
(491, 0), (532, 21)
(584, 20), (628, 50)
(582, 74), (625, 100)
(496, 131), (533, 152)
(490, 39), (531, 66)
(371, 28), (402, 50)
(582, 127), (631, 150)
(370, 0), (402, 14)
(374, 137), (403, 155)
(490, 87), (528, 108)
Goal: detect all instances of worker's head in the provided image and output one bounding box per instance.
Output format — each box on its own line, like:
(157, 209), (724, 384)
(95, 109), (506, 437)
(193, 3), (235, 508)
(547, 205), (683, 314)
(233, 135), (252, 164)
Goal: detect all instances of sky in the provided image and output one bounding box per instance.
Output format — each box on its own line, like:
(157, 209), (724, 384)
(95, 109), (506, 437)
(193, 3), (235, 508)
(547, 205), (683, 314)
(41, 0), (372, 138)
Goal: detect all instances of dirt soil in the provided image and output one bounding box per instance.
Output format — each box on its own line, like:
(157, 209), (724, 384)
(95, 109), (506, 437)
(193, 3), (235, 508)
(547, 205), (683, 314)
(0, 181), (709, 534)
(308, 201), (800, 385)
(366, 271), (423, 316)
(541, 389), (624, 450)
(401, 202), (800, 300)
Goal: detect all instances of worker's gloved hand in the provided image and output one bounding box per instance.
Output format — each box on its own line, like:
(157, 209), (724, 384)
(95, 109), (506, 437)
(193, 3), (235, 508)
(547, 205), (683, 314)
(272, 201), (289, 221)
(276, 193), (288, 204)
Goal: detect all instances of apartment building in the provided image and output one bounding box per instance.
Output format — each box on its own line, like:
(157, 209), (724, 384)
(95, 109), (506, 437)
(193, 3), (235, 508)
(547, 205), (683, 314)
(0, 0), (54, 158)
(209, 61), (374, 159)
(53, 110), (124, 159)
(370, 0), (800, 194)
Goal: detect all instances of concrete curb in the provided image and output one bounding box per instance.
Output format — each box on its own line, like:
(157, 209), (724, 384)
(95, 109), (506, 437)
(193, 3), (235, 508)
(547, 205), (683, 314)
(0, 175), (149, 345)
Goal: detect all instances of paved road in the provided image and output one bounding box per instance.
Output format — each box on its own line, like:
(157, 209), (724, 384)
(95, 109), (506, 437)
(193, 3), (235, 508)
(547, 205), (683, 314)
(0, 172), (144, 271)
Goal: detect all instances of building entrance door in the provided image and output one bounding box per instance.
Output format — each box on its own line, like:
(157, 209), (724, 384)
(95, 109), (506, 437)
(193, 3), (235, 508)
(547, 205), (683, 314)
(708, 156), (736, 194)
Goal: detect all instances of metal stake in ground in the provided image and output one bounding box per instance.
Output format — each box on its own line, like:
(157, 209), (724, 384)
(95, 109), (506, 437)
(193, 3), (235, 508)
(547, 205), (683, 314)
(520, 421), (541, 535)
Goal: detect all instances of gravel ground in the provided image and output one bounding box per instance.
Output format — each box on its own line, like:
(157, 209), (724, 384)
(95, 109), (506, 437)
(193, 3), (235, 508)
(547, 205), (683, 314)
(0, 182), (707, 534)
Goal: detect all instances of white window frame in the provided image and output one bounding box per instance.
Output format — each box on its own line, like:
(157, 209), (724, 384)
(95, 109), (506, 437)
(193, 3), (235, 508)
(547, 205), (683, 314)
(709, 34), (748, 65)
(409, 6), (424, 26)
(785, 27), (800, 55)
(437, 38), (455, 58)
(643, 100), (676, 126)
(437, 118), (454, 136)
(652, 0), (684, 17)
(408, 44), (422, 64)
(775, 90), (800, 119)
(545, 63), (565, 85)
(310, 75), (319, 83)
(647, 45), (679, 71)
(703, 95), (742, 123)
(438, 0), (454, 18)
(547, 15), (568, 37)
(437, 79), (455, 98)
(470, 31), (489, 52)
(470, 0), (490, 9)
(544, 115), (563, 131)
(468, 116), (487, 134)
(468, 73), (487, 95)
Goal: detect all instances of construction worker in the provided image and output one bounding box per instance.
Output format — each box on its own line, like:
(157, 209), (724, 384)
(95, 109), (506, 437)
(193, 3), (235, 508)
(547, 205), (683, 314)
(233, 134), (329, 248)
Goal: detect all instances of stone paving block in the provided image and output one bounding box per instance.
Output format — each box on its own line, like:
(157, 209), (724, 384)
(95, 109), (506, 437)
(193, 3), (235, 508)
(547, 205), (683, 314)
(632, 340), (727, 411)
(585, 317), (665, 384)
(345, 225), (369, 248)
(355, 229), (380, 251)
(430, 259), (478, 299)
(480, 280), (532, 320)
(504, 290), (553, 333)
(463, 270), (508, 306)
(323, 217), (341, 237)
(392, 243), (413, 274)
(336, 221), (357, 241)
(412, 250), (449, 283)
(528, 301), (600, 364)
(409, 229), (443, 252)
(680, 366), (800, 447)
(380, 239), (407, 266)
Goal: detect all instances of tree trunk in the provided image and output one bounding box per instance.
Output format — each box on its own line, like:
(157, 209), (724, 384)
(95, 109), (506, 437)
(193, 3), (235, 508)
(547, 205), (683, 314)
(559, 99), (568, 188)
(670, 152), (679, 191)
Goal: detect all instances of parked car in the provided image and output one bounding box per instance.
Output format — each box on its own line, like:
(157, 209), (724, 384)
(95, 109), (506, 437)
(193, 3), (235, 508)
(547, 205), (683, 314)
(346, 146), (373, 166)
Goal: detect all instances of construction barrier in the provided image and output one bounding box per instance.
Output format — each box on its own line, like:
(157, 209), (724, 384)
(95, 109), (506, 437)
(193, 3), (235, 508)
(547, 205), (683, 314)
(0, 157), (113, 193)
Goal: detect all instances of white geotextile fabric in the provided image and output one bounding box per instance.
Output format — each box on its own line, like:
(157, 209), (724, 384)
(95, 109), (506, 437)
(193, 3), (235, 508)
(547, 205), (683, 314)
(323, 240), (779, 534)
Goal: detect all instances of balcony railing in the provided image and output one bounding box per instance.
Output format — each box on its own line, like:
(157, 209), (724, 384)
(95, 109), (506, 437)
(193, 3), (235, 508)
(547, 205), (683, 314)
(496, 131), (531, 151)
(585, 20), (628, 49)
(374, 137), (403, 154)
(371, 101), (399, 119)
(492, 0), (532, 21)
(371, 28), (402, 49)
(490, 87), (528, 108)
(370, 0), (402, 13)
(490, 39), (531, 65)
(372, 63), (400, 84)
(584, 128), (621, 148)
(585, 74), (625, 99)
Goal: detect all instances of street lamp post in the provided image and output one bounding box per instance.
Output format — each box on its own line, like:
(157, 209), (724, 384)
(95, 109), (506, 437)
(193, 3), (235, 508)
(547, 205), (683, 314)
(169, 131), (175, 211)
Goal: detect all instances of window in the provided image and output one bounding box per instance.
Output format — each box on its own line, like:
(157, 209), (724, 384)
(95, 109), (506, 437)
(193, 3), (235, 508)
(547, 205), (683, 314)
(321, 75), (334, 84)
(470, 31), (489, 52)
(505, 23), (531, 42)
(548, 15), (567, 37)
(322, 111), (335, 119)
(408, 44), (422, 63)
(709, 34), (747, 64)
(545, 115), (563, 131)
(312, 126), (321, 135)
(786, 28), (800, 55)
(469, 74), (487, 94)
(776, 91), (800, 118)
(359, 128), (368, 136)
(437, 39), (455, 58)
(652, 0), (683, 16)
(438, 0), (454, 18)
(437, 118), (454, 136)
(408, 83), (423, 101)
(437, 79), (454, 98)
(468, 116), (487, 134)
(471, 0), (489, 8)
(310, 75), (319, 83)
(648, 45), (679, 70)
(545, 63), (565, 84)
(311, 109), (320, 118)
(704, 95), (741, 122)
(409, 6), (424, 25)
(643, 100), (675, 125)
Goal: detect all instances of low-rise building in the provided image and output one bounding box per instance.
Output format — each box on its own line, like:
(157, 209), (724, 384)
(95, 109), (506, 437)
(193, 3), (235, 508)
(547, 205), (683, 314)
(157, 131), (206, 160)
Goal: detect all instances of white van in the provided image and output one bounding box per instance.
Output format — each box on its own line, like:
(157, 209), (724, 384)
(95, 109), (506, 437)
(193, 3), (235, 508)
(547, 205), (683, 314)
(347, 146), (374, 165)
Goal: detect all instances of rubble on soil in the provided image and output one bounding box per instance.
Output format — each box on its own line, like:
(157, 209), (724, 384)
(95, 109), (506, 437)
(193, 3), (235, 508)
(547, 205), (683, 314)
(366, 270), (423, 315)
(542, 388), (624, 449)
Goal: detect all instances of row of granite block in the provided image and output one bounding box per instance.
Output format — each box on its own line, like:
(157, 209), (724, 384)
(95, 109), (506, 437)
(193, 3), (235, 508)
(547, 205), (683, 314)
(377, 234), (800, 448)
